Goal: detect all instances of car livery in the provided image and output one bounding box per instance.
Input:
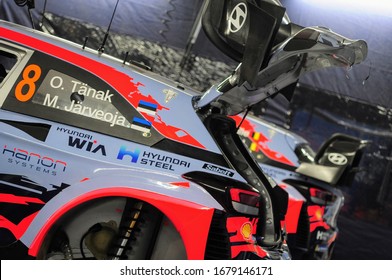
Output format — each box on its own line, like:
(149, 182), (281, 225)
(0, 0), (367, 260)
(233, 114), (367, 259)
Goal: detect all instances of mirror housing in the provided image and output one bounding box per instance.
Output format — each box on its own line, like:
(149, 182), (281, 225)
(296, 134), (369, 186)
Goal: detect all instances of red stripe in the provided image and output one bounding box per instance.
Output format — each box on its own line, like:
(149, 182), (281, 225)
(0, 193), (45, 205)
(169, 182), (191, 188)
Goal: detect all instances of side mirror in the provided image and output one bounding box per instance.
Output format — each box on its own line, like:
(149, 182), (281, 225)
(202, 0), (286, 85)
(315, 133), (368, 167)
(296, 134), (369, 186)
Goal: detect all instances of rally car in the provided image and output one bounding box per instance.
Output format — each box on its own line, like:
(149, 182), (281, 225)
(0, 0), (367, 259)
(232, 114), (367, 259)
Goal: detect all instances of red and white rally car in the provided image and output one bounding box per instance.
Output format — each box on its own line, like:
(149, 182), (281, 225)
(0, 0), (367, 259)
(233, 114), (367, 259)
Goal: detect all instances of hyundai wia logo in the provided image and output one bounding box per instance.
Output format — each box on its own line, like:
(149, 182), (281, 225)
(229, 2), (247, 33)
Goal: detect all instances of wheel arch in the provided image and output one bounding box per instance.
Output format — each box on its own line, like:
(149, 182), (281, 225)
(23, 175), (219, 259)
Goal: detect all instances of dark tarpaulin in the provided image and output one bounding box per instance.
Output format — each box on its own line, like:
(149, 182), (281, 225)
(1, 0), (392, 260)
(0, 0), (233, 68)
(290, 85), (392, 260)
(280, 0), (392, 109)
(276, 3), (392, 259)
(0, 0), (235, 91)
(2, 0), (392, 109)
(1, 0), (203, 48)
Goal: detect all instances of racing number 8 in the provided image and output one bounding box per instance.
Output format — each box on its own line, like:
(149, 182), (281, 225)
(15, 64), (42, 102)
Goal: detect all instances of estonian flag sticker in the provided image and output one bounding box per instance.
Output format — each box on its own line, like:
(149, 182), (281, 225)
(131, 117), (152, 133)
(137, 100), (158, 115)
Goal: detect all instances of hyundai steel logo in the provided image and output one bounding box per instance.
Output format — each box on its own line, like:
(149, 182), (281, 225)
(229, 2), (247, 33)
(327, 153), (348, 166)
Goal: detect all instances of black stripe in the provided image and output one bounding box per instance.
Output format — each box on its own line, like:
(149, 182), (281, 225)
(0, 119), (50, 141)
(230, 241), (254, 246)
(0, 241), (34, 260)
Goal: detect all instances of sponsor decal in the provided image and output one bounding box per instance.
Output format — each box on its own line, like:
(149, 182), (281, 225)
(69, 80), (113, 103)
(56, 127), (106, 156)
(116, 146), (190, 171)
(327, 153), (348, 165)
(260, 165), (290, 178)
(226, 217), (266, 258)
(240, 222), (252, 240)
(68, 136), (106, 156)
(33, 70), (130, 128)
(140, 151), (190, 171)
(307, 205), (330, 232)
(14, 64), (42, 102)
(61, 99), (128, 128)
(202, 163), (234, 177)
(117, 146), (140, 163)
(62, 101), (126, 126)
(41, 73), (114, 104)
(229, 2), (247, 33)
(163, 89), (178, 103)
(316, 230), (329, 241)
(2, 145), (67, 176)
(56, 127), (93, 140)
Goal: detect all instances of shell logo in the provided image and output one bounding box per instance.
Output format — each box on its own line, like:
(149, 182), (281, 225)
(315, 208), (323, 220)
(241, 222), (253, 240)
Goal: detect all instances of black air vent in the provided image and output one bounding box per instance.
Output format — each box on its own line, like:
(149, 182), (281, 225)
(204, 210), (231, 260)
(0, 120), (50, 141)
(295, 204), (310, 249)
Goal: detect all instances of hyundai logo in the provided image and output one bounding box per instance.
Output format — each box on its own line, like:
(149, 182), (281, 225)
(327, 153), (348, 166)
(229, 2), (247, 33)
